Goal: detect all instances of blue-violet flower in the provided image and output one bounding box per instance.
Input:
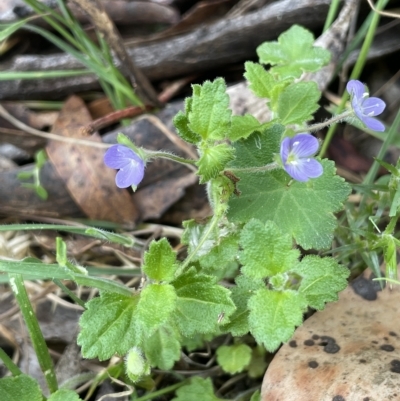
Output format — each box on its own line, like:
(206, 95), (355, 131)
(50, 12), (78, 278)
(346, 80), (386, 132)
(280, 133), (323, 182)
(104, 144), (145, 189)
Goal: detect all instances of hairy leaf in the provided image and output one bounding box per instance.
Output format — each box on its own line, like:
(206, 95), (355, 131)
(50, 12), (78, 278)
(0, 375), (42, 401)
(172, 377), (224, 401)
(142, 238), (177, 282)
(197, 143), (235, 183)
(78, 292), (140, 360)
(228, 127), (351, 249)
(144, 324), (181, 370)
(240, 219), (299, 278)
(294, 255), (349, 310)
(48, 389), (83, 401)
(248, 289), (307, 352)
(188, 78), (231, 140)
(222, 275), (264, 336)
(216, 344), (252, 374)
(277, 81), (320, 125)
(173, 111), (200, 144)
(228, 114), (263, 142)
(136, 284), (177, 335)
(172, 267), (235, 336)
(257, 25), (330, 79)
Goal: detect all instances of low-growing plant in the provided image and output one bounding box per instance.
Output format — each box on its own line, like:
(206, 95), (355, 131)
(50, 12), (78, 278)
(1, 21), (400, 401)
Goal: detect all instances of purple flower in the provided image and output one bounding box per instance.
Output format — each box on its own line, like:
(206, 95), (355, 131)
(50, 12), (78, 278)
(346, 80), (386, 132)
(280, 134), (323, 182)
(104, 144), (145, 189)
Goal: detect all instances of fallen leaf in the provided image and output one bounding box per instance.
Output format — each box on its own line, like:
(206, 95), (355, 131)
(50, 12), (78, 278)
(46, 96), (138, 225)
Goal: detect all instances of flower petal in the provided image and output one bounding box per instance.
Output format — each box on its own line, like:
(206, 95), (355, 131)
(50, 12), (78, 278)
(280, 137), (291, 163)
(346, 80), (366, 101)
(301, 158), (323, 178)
(284, 158), (323, 182)
(361, 97), (386, 117)
(290, 134), (319, 158)
(104, 145), (142, 169)
(284, 161), (309, 182)
(362, 116), (385, 132)
(351, 97), (364, 121)
(115, 161), (145, 188)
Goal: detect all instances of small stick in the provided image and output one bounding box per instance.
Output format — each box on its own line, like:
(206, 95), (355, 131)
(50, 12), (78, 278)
(83, 75), (196, 135)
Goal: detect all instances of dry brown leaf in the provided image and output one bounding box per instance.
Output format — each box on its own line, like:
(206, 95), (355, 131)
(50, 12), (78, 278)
(261, 268), (400, 401)
(46, 96), (138, 225)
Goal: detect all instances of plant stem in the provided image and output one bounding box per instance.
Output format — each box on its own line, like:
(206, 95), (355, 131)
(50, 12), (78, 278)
(0, 347), (22, 376)
(8, 274), (58, 393)
(146, 151), (197, 166)
(322, 0), (341, 32)
(295, 111), (353, 134)
(319, 0), (389, 157)
(384, 216), (399, 235)
(226, 162), (279, 174)
(362, 108), (400, 186)
(179, 215), (219, 272)
(135, 381), (186, 401)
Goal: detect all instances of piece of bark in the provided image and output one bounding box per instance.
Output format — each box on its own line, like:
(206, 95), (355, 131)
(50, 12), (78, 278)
(2, 0), (179, 25)
(304, 0), (358, 90)
(0, 0), (333, 99)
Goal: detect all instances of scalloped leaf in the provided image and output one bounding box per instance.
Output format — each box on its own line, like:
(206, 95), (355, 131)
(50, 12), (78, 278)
(294, 255), (350, 310)
(256, 25), (331, 79)
(188, 78), (231, 140)
(227, 127), (351, 249)
(248, 289), (307, 352)
(0, 375), (42, 401)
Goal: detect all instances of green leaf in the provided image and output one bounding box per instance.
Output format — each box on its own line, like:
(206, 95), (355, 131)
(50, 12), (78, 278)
(144, 324), (181, 370)
(239, 219), (299, 278)
(188, 78), (231, 140)
(125, 346), (150, 383)
(35, 149), (47, 168)
(244, 61), (276, 98)
(257, 25), (331, 79)
(199, 233), (239, 276)
(227, 128), (351, 250)
(181, 332), (215, 352)
(17, 171), (33, 180)
(228, 114), (262, 142)
(181, 218), (219, 262)
(0, 375), (42, 401)
(216, 344), (252, 374)
(248, 289), (307, 352)
(35, 185), (48, 200)
(250, 390), (261, 401)
(0, 18), (32, 42)
(78, 292), (140, 360)
(172, 267), (236, 336)
(276, 81), (320, 125)
(142, 238), (177, 282)
(172, 377), (224, 401)
(136, 284), (177, 335)
(221, 275), (264, 337)
(196, 143), (235, 183)
(48, 389), (83, 401)
(173, 111), (201, 144)
(294, 255), (349, 310)
(247, 346), (267, 378)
